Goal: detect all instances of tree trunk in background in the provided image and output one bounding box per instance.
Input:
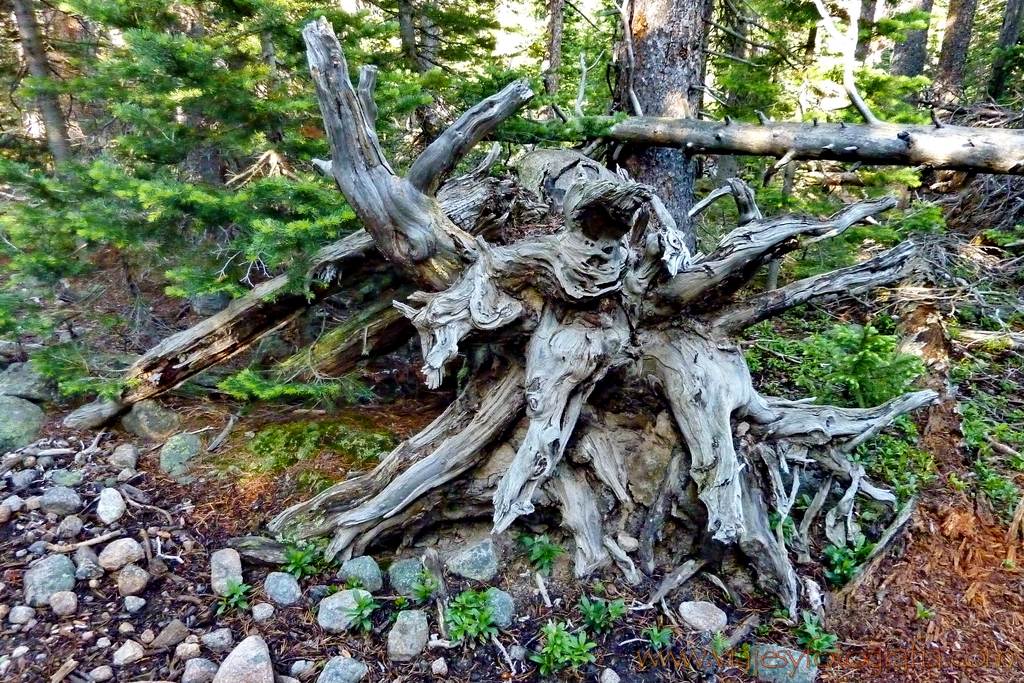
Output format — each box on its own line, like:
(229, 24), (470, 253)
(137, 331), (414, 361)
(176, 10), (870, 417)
(11, 0), (72, 162)
(934, 0), (978, 101)
(890, 0), (934, 77)
(988, 0), (1024, 100)
(616, 0), (713, 249)
(543, 0), (565, 94)
(854, 0), (878, 63)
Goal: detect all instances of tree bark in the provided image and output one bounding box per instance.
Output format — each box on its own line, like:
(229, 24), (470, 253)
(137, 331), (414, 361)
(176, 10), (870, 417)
(11, 0), (72, 162)
(854, 0), (878, 63)
(890, 0), (934, 77)
(988, 0), (1024, 100)
(934, 0), (978, 101)
(615, 0), (713, 249)
(543, 0), (565, 95)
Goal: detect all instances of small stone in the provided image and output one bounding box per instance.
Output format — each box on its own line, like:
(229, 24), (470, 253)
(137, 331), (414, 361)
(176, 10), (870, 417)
(600, 668), (621, 683)
(74, 546), (104, 580)
(11, 645), (28, 658)
(24, 554), (76, 606)
(62, 399), (122, 430)
(316, 656), (368, 683)
(124, 595), (146, 613)
(212, 635), (274, 683)
(109, 444), (139, 469)
(10, 468), (39, 491)
(3, 494), (25, 512)
(98, 538), (145, 571)
(338, 555), (383, 592)
(118, 622), (135, 634)
(96, 488), (126, 525)
(112, 640), (145, 666)
(748, 644), (818, 683)
(57, 514), (83, 539)
(201, 627), (234, 652)
(445, 538), (498, 581)
(431, 658), (448, 676)
(96, 637), (111, 649)
(49, 590), (78, 616)
(176, 642), (202, 660)
(117, 564), (150, 596)
(485, 588), (515, 628)
(9, 605), (35, 624)
(28, 540), (48, 555)
(159, 433), (201, 479)
(290, 660), (314, 677)
(116, 468), (135, 482)
(24, 495), (41, 510)
(263, 571), (301, 606)
(317, 588), (371, 633)
(387, 609), (429, 662)
(308, 584), (332, 602)
(139, 628), (155, 644)
(678, 601), (728, 633)
(89, 665), (114, 682)
(50, 469), (83, 487)
(509, 645), (527, 661)
(0, 604), (8, 620)
(210, 548), (243, 596)
(387, 558), (425, 596)
(252, 602), (274, 621)
(616, 532), (639, 553)
(39, 486), (82, 516)
(151, 618), (190, 649)
(121, 400), (181, 440)
(183, 658), (219, 683)
(0, 504), (10, 523)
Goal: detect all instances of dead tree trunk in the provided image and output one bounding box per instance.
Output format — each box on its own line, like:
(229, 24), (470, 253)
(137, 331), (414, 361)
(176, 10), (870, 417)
(263, 18), (938, 617)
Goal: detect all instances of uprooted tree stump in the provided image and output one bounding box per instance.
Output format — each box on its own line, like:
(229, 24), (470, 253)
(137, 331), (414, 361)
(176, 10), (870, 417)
(252, 18), (939, 616)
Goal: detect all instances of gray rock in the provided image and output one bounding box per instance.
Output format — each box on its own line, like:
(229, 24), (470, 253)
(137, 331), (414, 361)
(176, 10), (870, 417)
(431, 658), (448, 676)
(176, 642), (202, 660)
(50, 469), (83, 487)
(183, 657), (219, 683)
(251, 602), (274, 622)
(338, 555), (383, 592)
(0, 362), (57, 403)
(49, 590), (78, 616)
(191, 292), (232, 316)
(446, 538), (498, 581)
(388, 558), (425, 596)
(151, 618), (190, 649)
(0, 502), (9, 523)
(62, 400), (122, 430)
(210, 548), (243, 596)
(3, 494), (25, 512)
(96, 488), (126, 525)
(57, 514), (83, 539)
(201, 627), (234, 652)
(317, 588), (371, 633)
(509, 645), (527, 661)
(112, 640), (145, 666)
(290, 660), (314, 677)
(0, 396), (45, 452)
(108, 444), (139, 470)
(39, 486), (82, 516)
(616, 532), (639, 553)
(74, 546), (104, 580)
(264, 571), (301, 606)
(124, 596), (146, 613)
(308, 584), (332, 602)
(89, 665), (114, 682)
(749, 644), (819, 683)
(10, 468), (39, 491)
(24, 554), (76, 606)
(121, 400), (180, 440)
(212, 635), (274, 683)
(485, 588), (515, 628)
(678, 601), (728, 633)
(160, 433), (200, 479)
(387, 609), (428, 662)
(98, 538), (145, 571)
(8, 605), (35, 624)
(316, 656), (368, 683)
(117, 564), (149, 596)
(601, 668), (621, 683)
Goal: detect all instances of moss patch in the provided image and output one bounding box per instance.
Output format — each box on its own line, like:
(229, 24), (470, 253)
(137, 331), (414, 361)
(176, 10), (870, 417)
(246, 420), (399, 473)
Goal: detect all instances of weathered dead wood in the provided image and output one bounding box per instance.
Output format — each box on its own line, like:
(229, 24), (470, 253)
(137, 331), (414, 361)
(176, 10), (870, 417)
(607, 116), (1024, 175)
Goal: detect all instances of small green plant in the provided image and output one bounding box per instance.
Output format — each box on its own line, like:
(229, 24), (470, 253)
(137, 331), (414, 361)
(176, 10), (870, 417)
(217, 368), (372, 405)
(281, 539), (327, 580)
(644, 624), (673, 650)
(446, 590), (498, 645)
(344, 577), (364, 590)
(393, 596), (409, 610)
(577, 595), (626, 634)
(794, 611), (838, 655)
(823, 534), (874, 587)
(529, 620), (597, 675)
(344, 592), (379, 632)
(711, 630), (728, 656)
(520, 534), (564, 575)
(411, 569), (439, 604)
(914, 601), (934, 620)
(949, 473), (969, 491)
(974, 459), (1021, 523)
(216, 579), (251, 615)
